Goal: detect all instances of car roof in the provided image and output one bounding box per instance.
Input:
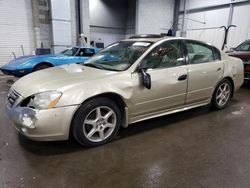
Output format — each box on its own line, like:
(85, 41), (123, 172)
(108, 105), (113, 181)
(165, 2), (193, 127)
(73, 46), (97, 49)
(121, 36), (220, 51)
(122, 36), (184, 43)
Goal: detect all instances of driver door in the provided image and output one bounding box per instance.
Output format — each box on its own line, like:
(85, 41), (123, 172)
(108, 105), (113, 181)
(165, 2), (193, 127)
(130, 40), (188, 118)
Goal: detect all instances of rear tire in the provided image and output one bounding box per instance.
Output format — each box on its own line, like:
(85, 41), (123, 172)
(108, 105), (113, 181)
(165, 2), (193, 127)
(72, 97), (122, 147)
(33, 63), (52, 71)
(211, 79), (232, 110)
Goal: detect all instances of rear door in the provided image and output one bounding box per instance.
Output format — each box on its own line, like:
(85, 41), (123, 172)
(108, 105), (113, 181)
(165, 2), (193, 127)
(185, 40), (224, 104)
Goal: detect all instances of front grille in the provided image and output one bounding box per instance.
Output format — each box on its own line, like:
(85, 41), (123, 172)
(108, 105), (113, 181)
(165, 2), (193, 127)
(7, 90), (20, 107)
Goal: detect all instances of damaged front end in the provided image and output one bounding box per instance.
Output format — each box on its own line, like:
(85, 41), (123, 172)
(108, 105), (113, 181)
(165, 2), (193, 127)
(5, 89), (78, 141)
(6, 106), (38, 132)
(6, 89), (38, 132)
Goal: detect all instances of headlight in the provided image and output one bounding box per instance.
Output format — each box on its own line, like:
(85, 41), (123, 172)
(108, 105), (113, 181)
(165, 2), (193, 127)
(21, 91), (62, 110)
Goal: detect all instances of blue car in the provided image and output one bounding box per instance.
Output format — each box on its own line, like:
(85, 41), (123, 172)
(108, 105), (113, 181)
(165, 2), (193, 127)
(0, 46), (100, 77)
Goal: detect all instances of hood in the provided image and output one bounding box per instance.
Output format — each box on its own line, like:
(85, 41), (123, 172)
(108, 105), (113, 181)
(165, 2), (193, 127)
(12, 64), (117, 98)
(4, 54), (57, 67)
(227, 51), (250, 60)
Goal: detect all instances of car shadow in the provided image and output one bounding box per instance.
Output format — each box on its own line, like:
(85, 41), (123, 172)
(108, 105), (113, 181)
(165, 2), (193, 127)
(18, 134), (85, 155)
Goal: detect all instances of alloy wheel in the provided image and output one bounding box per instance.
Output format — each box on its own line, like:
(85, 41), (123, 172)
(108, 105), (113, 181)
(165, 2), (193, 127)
(82, 106), (117, 142)
(216, 83), (231, 107)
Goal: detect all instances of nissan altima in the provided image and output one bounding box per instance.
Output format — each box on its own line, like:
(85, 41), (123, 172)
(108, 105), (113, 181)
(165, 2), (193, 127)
(6, 35), (244, 147)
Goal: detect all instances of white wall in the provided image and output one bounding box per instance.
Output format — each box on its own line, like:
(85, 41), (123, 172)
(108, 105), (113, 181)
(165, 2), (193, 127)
(90, 27), (125, 47)
(136, 0), (175, 34)
(51, 0), (72, 53)
(0, 0), (35, 65)
(180, 0), (230, 10)
(228, 3), (250, 48)
(178, 0), (250, 49)
(184, 8), (230, 29)
(177, 7), (230, 48)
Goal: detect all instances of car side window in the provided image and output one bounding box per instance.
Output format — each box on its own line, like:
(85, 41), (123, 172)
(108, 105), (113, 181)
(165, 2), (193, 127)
(141, 40), (185, 69)
(237, 42), (250, 51)
(186, 41), (214, 64)
(84, 48), (95, 57)
(213, 47), (221, 61)
(78, 49), (95, 57)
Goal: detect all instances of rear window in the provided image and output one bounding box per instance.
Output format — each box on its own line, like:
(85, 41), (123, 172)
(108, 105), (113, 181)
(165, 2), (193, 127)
(236, 42), (250, 51)
(212, 47), (221, 60)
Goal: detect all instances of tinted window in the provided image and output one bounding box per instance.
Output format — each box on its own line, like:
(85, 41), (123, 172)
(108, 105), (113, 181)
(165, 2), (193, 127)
(84, 41), (152, 71)
(78, 48), (95, 57)
(213, 47), (221, 60)
(61, 47), (79, 56)
(141, 40), (185, 69)
(237, 42), (250, 51)
(186, 41), (214, 64)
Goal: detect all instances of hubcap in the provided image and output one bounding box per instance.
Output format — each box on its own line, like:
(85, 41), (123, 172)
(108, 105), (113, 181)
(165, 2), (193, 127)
(83, 106), (116, 142)
(216, 83), (230, 107)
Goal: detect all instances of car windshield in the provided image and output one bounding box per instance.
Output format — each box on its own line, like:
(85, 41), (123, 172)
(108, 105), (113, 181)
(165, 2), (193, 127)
(236, 42), (250, 51)
(61, 47), (79, 56)
(83, 41), (152, 71)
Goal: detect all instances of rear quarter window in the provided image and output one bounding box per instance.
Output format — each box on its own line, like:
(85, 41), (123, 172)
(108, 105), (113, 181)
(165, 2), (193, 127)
(212, 47), (221, 61)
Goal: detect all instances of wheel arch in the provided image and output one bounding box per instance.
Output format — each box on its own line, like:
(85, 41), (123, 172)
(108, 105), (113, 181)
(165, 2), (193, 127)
(32, 62), (54, 71)
(69, 92), (129, 138)
(211, 76), (235, 105)
(82, 92), (128, 112)
(223, 76), (235, 98)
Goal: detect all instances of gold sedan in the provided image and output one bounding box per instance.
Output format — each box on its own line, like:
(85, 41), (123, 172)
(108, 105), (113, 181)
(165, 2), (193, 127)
(6, 35), (244, 147)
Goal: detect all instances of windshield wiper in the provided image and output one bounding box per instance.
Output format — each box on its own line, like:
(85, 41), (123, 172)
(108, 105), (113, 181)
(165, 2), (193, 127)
(83, 63), (105, 70)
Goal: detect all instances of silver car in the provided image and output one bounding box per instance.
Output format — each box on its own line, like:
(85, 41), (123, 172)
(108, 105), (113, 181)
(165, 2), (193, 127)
(6, 35), (244, 147)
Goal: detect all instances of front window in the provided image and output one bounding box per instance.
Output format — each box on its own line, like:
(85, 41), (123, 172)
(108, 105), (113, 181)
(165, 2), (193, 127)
(141, 40), (185, 69)
(83, 41), (152, 71)
(61, 47), (79, 56)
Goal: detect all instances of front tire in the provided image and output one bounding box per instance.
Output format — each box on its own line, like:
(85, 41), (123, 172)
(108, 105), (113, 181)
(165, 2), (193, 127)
(211, 79), (232, 110)
(72, 97), (122, 147)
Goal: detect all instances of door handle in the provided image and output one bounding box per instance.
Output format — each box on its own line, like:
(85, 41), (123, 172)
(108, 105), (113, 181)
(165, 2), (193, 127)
(217, 67), (222, 71)
(178, 74), (187, 81)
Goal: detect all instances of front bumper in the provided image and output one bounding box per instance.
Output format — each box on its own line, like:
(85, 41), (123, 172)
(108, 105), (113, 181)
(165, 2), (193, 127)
(0, 67), (32, 77)
(6, 104), (79, 141)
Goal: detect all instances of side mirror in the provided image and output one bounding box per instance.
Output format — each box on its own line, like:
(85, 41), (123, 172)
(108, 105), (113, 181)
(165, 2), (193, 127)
(139, 67), (151, 89)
